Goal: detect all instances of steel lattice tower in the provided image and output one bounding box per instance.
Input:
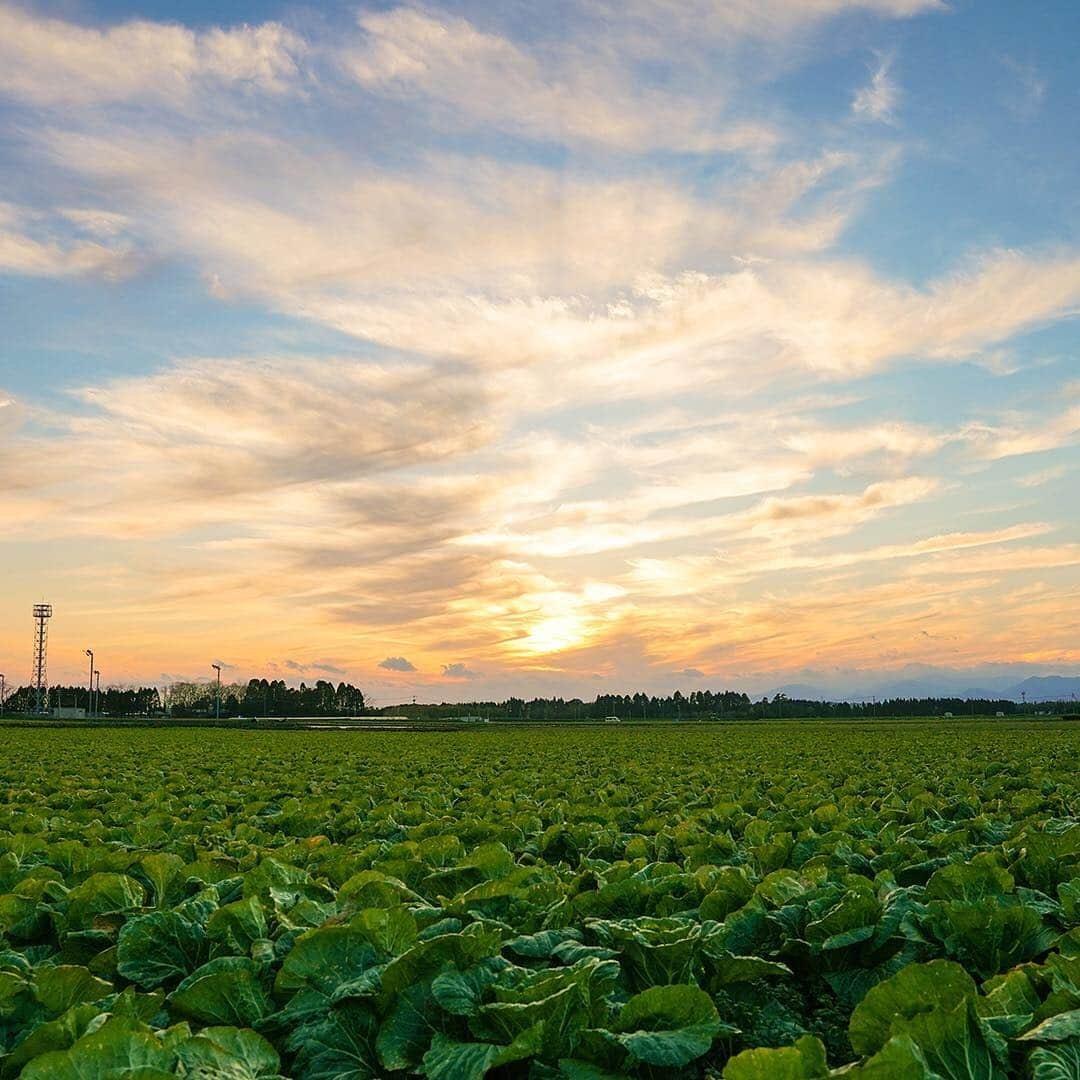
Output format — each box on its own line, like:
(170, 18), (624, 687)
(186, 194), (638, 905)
(32, 604), (52, 715)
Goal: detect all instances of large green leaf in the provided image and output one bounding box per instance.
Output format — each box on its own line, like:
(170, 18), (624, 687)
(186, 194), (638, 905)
(174, 1025), (281, 1079)
(699, 868), (754, 921)
(377, 925), (503, 1002)
(422, 1025), (543, 1080)
(348, 905), (418, 957)
(804, 888), (881, 951)
(206, 896), (268, 957)
(32, 964), (112, 1014)
(704, 950), (792, 989)
(476, 957), (618, 1053)
(586, 917), (717, 990)
(722, 1034), (828, 1078)
(376, 979), (446, 1072)
(1059, 880), (1080, 927)
(110, 986), (167, 1024)
(1017, 1010), (1080, 1042)
(867, 996), (1007, 1080)
(837, 1034), (934, 1078)
(1, 1002), (101, 1077)
(337, 872), (422, 911)
(19, 1017), (177, 1080)
(62, 873), (147, 931)
(923, 899), (1057, 979)
(421, 1035), (504, 1080)
(168, 957), (273, 1026)
(276, 924), (385, 998)
(925, 860), (1014, 903)
(608, 984), (726, 1068)
(0, 887), (50, 941)
(117, 910), (207, 988)
(139, 853), (189, 909)
(286, 1001), (380, 1080)
(976, 967), (1039, 1037)
(476, 981), (585, 1058)
(1028, 1039), (1080, 1080)
(431, 957), (513, 1017)
(848, 960), (977, 1057)
(504, 928), (582, 961)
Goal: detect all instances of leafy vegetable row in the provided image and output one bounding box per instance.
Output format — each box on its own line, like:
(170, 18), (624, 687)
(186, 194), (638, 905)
(0, 723), (1077, 1077)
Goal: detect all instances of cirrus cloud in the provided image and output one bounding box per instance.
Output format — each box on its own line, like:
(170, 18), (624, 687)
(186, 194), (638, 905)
(0, 3), (304, 106)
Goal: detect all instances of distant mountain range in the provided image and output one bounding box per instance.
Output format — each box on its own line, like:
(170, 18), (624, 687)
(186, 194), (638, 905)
(772, 673), (1080, 704)
(1007, 676), (1080, 703)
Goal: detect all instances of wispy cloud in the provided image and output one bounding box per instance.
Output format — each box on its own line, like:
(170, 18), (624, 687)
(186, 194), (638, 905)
(0, 201), (141, 279)
(0, 4), (304, 106)
(970, 403), (1080, 461)
(1002, 56), (1047, 120)
(595, 0), (943, 45)
(852, 54), (899, 124)
(1016, 464), (1069, 488)
(344, 6), (777, 153)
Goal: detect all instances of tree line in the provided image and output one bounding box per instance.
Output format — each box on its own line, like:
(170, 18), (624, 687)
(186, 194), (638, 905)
(0, 682), (1073, 721)
(1, 684), (162, 716)
(165, 679), (367, 717)
(0, 679), (366, 718)
(372, 691), (1063, 721)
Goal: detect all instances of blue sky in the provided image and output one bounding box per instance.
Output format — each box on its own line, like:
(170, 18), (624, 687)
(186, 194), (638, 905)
(0, 0), (1078, 700)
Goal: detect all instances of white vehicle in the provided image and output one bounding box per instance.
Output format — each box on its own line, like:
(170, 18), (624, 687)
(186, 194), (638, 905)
(604, 716), (621, 724)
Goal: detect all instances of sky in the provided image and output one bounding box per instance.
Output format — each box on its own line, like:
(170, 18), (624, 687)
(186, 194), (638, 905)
(0, 0), (1078, 703)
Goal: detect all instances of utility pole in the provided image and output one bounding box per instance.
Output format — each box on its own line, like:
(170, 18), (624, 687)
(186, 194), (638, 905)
(94, 670), (101, 718)
(0, 674), (5, 718)
(212, 664), (222, 720)
(85, 649), (94, 718)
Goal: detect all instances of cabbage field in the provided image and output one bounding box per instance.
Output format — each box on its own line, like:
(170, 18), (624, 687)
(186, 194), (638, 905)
(1, 721), (1080, 1078)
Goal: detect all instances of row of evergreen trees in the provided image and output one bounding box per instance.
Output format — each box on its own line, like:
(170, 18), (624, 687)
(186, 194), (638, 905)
(1, 684), (161, 716)
(164, 679), (366, 717)
(0, 679), (365, 718)
(378, 691), (1041, 721)
(0, 682), (1069, 720)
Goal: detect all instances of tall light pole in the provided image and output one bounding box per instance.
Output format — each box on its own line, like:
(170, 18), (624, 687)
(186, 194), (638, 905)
(212, 664), (222, 720)
(85, 649), (94, 718)
(94, 671), (101, 718)
(0, 674), (5, 718)
(32, 605), (52, 715)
